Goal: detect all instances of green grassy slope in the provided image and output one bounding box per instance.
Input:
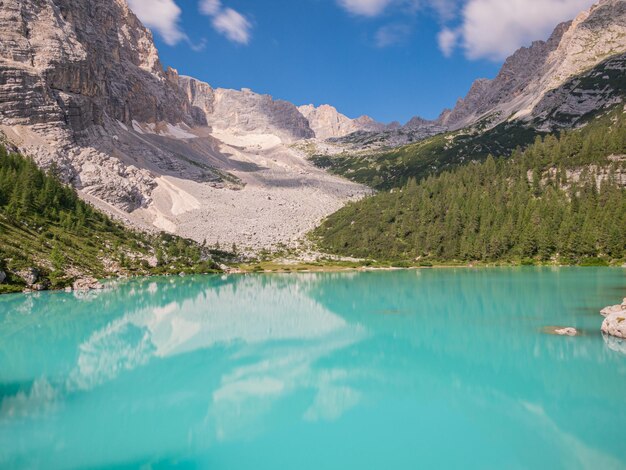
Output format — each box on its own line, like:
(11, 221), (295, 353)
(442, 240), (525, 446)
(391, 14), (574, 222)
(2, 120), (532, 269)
(312, 111), (626, 265)
(0, 144), (230, 293)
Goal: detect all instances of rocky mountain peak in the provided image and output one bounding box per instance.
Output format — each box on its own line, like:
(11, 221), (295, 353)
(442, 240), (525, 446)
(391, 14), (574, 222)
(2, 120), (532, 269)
(181, 78), (314, 142)
(298, 104), (387, 139)
(439, 0), (626, 131)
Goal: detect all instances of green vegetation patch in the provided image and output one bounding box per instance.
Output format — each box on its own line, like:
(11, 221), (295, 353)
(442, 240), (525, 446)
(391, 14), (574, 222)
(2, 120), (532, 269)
(311, 121), (543, 190)
(313, 109), (626, 265)
(0, 144), (232, 293)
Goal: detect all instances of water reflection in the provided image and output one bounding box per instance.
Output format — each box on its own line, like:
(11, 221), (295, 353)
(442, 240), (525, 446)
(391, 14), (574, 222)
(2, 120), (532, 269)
(0, 274), (370, 467)
(0, 269), (624, 469)
(603, 333), (626, 355)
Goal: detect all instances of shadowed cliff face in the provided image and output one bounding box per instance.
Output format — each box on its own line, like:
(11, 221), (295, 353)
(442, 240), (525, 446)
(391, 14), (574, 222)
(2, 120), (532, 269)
(0, 0), (193, 131)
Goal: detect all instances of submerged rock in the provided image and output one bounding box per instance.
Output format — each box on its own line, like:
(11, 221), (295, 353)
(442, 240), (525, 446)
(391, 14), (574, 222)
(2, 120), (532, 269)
(555, 327), (579, 336)
(602, 312), (626, 339)
(543, 326), (579, 336)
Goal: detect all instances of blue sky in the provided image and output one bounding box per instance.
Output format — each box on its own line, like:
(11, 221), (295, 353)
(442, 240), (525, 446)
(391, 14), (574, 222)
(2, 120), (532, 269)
(128, 0), (596, 124)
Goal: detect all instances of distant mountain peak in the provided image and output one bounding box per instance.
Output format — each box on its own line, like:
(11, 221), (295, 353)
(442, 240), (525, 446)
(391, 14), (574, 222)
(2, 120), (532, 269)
(297, 104), (387, 139)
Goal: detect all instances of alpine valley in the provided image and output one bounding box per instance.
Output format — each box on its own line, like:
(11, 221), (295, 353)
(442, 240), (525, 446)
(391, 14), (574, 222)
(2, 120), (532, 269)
(2, 1), (626, 467)
(0, 0), (625, 291)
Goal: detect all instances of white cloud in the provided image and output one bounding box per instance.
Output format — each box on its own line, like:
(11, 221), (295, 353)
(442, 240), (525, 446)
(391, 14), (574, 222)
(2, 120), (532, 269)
(127, 0), (185, 45)
(338, 0), (394, 16)
(199, 0), (222, 16)
(437, 27), (459, 57)
(335, 0), (596, 63)
(375, 23), (413, 47)
(459, 0), (596, 61)
(199, 1), (253, 45)
(212, 8), (253, 45)
(338, 0), (461, 18)
(428, 0), (460, 21)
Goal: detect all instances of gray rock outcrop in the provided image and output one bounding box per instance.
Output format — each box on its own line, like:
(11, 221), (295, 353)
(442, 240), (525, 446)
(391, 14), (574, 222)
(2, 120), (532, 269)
(17, 268), (40, 286)
(180, 77), (314, 143)
(0, 271), (6, 284)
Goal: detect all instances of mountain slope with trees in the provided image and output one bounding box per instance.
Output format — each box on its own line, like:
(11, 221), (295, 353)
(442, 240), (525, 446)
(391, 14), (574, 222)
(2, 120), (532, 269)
(311, 48), (626, 192)
(313, 110), (626, 264)
(0, 144), (228, 293)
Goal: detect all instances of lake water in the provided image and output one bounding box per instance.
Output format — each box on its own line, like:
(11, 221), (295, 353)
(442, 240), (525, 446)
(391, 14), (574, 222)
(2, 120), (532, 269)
(0, 268), (625, 469)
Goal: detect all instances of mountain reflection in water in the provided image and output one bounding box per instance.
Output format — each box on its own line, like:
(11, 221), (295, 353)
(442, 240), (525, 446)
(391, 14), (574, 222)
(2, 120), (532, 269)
(0, 268), (625, 469)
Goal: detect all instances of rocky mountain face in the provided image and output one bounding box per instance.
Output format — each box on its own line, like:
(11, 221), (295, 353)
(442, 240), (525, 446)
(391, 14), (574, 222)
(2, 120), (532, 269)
(181, 77), (315, 143)
(298, 103), (447, 149)
(0, 0), (202, 211)
(303, 0), (626, 148)
(1, 0), (624, 252)
(0, 0), (366, 251)
(0, 0), (192, 129)
(298, 104), (387, 139)
(439, 0), (626, 131)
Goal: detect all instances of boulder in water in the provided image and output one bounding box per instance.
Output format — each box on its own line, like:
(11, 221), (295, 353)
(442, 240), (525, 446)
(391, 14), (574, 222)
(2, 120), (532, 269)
(543, 326), (579, 336)
(554, 327), (578, 336)
(602, 312), (626, 339)
(600, 299), (626, 317)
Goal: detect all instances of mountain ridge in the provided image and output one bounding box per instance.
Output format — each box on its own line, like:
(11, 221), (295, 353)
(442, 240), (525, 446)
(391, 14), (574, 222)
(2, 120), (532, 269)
(438, 0), (626, 131)
(0, 0), (625, 254)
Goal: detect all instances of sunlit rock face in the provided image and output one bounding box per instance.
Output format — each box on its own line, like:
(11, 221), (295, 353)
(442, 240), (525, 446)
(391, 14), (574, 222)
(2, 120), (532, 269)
(0, 0), (195, 211)
(298, 104), (387, 140)
(181, 77), (314, 143)
(438, 0), (626, 131)
(0, 0), (192, 128)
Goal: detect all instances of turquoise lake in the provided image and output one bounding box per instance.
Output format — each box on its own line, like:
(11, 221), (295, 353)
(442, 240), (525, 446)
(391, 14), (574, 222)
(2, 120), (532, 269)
(0, 268), (625, 469)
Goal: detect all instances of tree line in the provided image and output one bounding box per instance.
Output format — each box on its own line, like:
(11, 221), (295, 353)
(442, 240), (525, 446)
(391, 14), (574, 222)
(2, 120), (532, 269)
(314, 111), (626, 264)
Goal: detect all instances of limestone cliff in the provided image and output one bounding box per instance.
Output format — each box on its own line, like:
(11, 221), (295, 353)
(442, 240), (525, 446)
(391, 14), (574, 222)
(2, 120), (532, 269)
(181, 77), (314, 143)
(298, 104), (386, 139)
